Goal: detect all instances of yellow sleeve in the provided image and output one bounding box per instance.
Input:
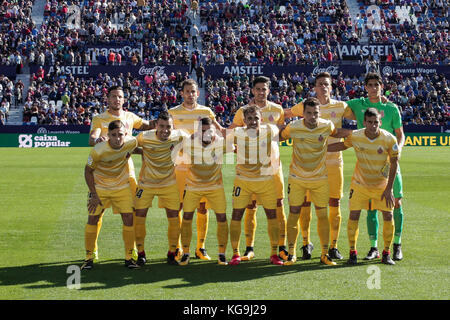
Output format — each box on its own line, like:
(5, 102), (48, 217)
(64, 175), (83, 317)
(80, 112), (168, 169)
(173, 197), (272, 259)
(89, 116), (102, 135)
(132, 113), (144, 129)
(291, 102), (304, 117)
(277, 108), (285, 125)
(388, 137), (400, 159)
(136, 132), (144, 147)
(87, 149), (99, 169)
(280, 124), (291, 140)
(232, 108), (245, 127)
(343, 133), (353, 148)
(343, 103), (356, 120)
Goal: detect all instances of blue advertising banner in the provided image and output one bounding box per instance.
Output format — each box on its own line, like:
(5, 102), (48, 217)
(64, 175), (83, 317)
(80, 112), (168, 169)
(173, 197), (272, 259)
(379, 64), (450, 77)
(0, 66), (17, 79)
(205, 64), (366, 79)
(29, 65), (189, 79)
(0, 125), (90, 134)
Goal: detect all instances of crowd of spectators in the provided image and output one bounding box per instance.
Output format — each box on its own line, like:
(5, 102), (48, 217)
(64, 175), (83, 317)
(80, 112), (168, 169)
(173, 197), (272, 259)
(205, 70), (449, 127)
(22, 68), (189, 125)
(0, 74), (24, 125)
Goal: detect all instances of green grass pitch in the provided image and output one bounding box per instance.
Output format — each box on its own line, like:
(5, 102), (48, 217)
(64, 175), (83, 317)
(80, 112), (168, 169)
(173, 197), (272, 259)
(0, 146), (449, 300)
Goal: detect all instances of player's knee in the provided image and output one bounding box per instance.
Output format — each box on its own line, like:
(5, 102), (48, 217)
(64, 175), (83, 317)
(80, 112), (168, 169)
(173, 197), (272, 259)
(247, 200), (257, 209)
(135, 209), (148, 217)
(215, 213), (227, 223)
(349, 211), (361, 220)
(183, 212), (194, 220)
(87, 214), (100, 225)
(301, 201), (311, 207)
(121, 213), (134, 226)
(277, 198), (283, 207)
(382, 211), (393, 221)
(232, 209), (245, 221)
(166, 209), (180, 219)
(329, 198), (340, 207)
(289, 206), (301, 214)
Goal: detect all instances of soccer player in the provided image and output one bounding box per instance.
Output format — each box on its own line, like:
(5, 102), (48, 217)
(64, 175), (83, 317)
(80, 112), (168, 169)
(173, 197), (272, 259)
(88, 85), (154, 260)
(280, 98), (351, 266)
(227, 105), (284, 266)
(227, 76), (288, 262)
(133, 111), (189, 265)
(284, 72), (350, 260)
(169, 79), (220, 261)
(179, 117), (229, 266)
(328, 108), (399, 265)
(344, 73), (405, 261)
(82, 120), (140, 270)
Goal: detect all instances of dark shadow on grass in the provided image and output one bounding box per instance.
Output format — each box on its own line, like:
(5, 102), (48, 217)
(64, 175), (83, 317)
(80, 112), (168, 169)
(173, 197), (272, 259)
(0, 256), (379, 291)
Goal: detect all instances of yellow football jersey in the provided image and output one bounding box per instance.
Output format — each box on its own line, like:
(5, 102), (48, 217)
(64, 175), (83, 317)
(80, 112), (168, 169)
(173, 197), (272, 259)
(344, 128), (399, 189)
(87, 136), (138, 191)
(281, 118), (336, 181)
(184, 135), (226, 191)
(232, 101), (285, 127)
(291, 99), (348, 166)
(230, 124), (280, 181)
(136, 129), (189, 188)
(168, 103), (216, 135)
(90, 110), (143, 137)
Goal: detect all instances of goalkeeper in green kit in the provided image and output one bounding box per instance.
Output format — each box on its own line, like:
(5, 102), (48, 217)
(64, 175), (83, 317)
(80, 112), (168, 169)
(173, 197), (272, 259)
(343, 73), (405, 261)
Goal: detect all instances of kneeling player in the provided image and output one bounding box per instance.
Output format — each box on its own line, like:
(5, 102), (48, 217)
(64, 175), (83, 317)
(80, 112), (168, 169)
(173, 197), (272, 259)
(328, 108), (399, 265)
(180, 118), (229, 265)
(82, 120), (140, 270)
(134, 112), (188, 265)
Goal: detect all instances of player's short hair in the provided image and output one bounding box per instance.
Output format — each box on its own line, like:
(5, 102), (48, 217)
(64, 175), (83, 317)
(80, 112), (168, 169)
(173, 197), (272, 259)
(364, 108), (381, 120)
(181, 79), (198, 91)
(108, 120), (124, 131)
(200, 117), (212, 126)
(303, 97), (321, 111)
(243, 105), (261, 118)
(252, 76), (271, 88)
(157, 111), (172, 122)
(107, 85), (123, 96)
(364, 73), (383, 85)
(314, 72), (332, 86)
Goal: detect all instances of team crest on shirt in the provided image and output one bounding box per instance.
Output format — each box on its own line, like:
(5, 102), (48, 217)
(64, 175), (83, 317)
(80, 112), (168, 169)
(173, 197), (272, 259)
(170, 144), (174, 151)
(380, 110), (385, 118)
(268, 114), (274, 122)
(377, 147), (383, 154)
(318, 135), (324, 142)
(331, 111), (336, 118)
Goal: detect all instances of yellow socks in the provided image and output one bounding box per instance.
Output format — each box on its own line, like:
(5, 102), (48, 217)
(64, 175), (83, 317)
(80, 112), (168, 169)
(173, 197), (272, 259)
(286, 212), (300, 255)
(122, 225), (135, 260)
(196, 210), (209, 250)
(181, 218), (193, 254)
(299, 205), (312, 246)
(316, 207), (330, 255)
(244, 207), (257, 247)
(276, 205), (287, 247)
(217, 221), (229, 254)
(85, 224), (97, 260)
(168, 216), (181, 252)
(267, 218), (279, 256)
(329, 206), (341, 249)
(383, 219), (394, 253)
(94, 215), (103, 253)
(134, 216), (146, 253)
(230, 219), (242, 256)
(347, 219), (359, 252)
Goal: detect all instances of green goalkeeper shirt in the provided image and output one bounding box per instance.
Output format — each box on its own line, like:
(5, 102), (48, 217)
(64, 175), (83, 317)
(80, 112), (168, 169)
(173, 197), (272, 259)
(346, 97), (403, 135)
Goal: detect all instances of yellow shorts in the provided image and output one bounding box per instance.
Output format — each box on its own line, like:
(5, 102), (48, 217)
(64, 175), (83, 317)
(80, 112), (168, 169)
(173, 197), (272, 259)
(304, 164), (343, 203)
(88, 187), (134, 216)
(288, 177), (329, 208)
(349, 182), (394, 212)
(250, 165), (284, 205)
(135, 183), (180, 211)
(183, 187), (226, 213)
(175, 166), (209, 208)
(233, 177), (277, 210)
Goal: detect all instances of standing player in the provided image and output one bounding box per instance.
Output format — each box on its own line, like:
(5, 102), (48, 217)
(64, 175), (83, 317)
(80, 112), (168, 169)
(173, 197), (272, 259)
(227, 76), (288, 262)
(284, 72), (349, 260)
(227, 106), (284, 266)
(169, 79), (219, 261)
(88, 86), (154, 260)
(179, 118), (229, 266)
(82, 120), (140, 270)
(280, 98), (351, 266)
(328, 108), (399, 265)
(344, 73), (405, 261)
(133, 112), (189, 265)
